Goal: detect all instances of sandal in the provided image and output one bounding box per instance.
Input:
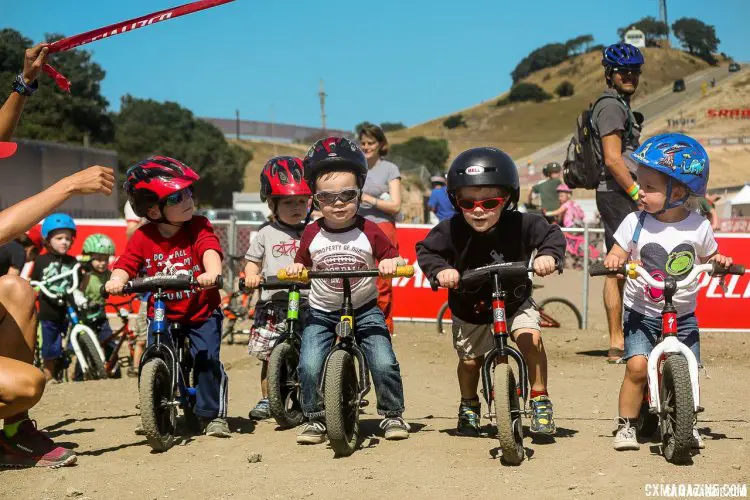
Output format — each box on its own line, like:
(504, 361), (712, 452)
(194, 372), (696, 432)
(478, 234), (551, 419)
(607, 347), (625, 364)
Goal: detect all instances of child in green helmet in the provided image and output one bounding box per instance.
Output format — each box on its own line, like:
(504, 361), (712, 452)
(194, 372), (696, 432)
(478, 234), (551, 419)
(80, 234), (118, 374)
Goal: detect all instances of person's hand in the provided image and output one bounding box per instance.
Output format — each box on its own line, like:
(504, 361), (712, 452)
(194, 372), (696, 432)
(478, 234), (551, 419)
(603, 253), (626, 275)
(244, 274), (262, 289)
(284, 263), (305, 278)
(533, 255), (557, 277)
(361, 193), (377, 206)
(63, 166), (115, 196)
(708, 253), (733, 268)
(23, 43), (50, 85)
(437, 268), (460, 289)
(378, 258), (400, 276)
(104, 277), (126, 295)
(197, 272), (220, 288)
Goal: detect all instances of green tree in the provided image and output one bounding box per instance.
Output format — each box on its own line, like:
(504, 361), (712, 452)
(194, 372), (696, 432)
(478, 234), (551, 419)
(565, 35), (594, 56)
(380, 122), (406, 132)
(672, 17), (720, 64)
(618, 17), (669, 46)
(0, 29), (113, 144)
(390, 137), (449, 175)
(442, 114), (466, 129)
(114, 95), (251, 208)
(555, 81), (575, 97)
(511, 43), (569, 83)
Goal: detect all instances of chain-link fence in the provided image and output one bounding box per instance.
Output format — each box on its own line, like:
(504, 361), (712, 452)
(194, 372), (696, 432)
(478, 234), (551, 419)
(211, 219), (264, 288)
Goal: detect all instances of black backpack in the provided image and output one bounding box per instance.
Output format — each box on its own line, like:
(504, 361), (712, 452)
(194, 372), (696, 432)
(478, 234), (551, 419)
(563, 95), (632, 190)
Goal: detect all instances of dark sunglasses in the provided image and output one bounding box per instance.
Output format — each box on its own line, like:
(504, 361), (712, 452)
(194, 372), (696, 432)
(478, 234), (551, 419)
(613, 67), (642, 77)
(164, 187), (193, 206)
(456, 197), (506, 211)
(314, 189), (360, 206)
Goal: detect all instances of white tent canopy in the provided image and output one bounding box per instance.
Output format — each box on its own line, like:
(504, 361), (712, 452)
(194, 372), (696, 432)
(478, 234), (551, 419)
(731, 184), (750, 206)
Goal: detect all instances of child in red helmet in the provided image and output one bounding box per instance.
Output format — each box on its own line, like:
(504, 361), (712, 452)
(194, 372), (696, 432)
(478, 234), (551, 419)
(244, 156), (312, 421)
(105, 156), (229, 438)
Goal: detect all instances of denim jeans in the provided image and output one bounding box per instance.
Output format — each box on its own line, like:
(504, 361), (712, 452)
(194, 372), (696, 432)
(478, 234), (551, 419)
(298, 303), (405, 420)
(623, 307), (701, 365)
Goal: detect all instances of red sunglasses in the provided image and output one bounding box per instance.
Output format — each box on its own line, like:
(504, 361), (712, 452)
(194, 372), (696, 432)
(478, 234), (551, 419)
(456, 197), (506, 211)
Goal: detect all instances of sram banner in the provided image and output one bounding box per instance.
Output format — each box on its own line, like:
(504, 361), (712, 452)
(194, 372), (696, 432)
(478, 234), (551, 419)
(65, 221), (748, 331)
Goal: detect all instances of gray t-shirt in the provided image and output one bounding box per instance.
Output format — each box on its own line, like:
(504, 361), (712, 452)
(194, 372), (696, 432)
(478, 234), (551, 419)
(358, 159), (401, 224)
(592, 89), (642, 192)
(245, 222), (307, 302)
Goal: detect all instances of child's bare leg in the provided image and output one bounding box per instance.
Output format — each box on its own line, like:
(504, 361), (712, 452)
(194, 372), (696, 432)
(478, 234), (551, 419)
(457, 356), (482, 399)
(619, 356), (647, 418)
(512, 328), (547, 392)
(260, 360), (269, 399)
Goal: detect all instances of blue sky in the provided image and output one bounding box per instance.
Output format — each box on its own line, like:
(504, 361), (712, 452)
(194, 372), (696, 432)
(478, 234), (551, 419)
(5, 0), (749, 131)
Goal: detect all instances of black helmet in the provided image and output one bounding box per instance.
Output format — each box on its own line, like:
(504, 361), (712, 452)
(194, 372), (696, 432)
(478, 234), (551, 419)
(447, 147), (520, 210)
(542, 161), (562, 177)
(303, 137), (368, 191)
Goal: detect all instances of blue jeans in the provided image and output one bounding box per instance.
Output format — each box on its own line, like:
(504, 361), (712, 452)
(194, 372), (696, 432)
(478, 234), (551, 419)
(623, 307), (701, 364)
(299, 303), (405, 420)
(148, 309), (228, 419)
(40, 319), (69, 360)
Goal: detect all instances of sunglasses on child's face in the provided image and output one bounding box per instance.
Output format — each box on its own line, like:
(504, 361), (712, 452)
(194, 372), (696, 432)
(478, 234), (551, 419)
(314, 189), (360, 206)
(164, 187), (193, 206)
(456, 197), (506, 212)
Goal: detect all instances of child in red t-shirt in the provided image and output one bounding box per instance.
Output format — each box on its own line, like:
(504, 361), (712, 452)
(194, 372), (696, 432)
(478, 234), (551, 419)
(105, 156), (229, 438)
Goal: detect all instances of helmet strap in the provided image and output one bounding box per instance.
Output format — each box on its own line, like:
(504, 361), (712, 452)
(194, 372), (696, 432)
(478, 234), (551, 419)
(654, 178), (688, 215)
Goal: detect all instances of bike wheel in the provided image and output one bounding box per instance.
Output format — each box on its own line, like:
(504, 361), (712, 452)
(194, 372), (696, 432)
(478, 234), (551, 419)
(140, 358), (177, 452)
(537, 298), (583, 330)
(78, 333), (107, 380)
(660, 355), (694, 463)
(324, 349), (360, 457)
(636, 400), (659, 439)
(436, 301), (450, 335)
(493, 363), (525, 465)
(268, 343), (304, 429)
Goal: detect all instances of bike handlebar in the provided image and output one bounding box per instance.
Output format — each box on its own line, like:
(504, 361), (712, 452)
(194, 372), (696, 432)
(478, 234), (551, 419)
(101, 275), (223, 297)
(277, 265), (414, 283)
(428, 259), (563, 292)
(589, 261), (745, 290)
(239, 276), (311, 291)
(30, 262), (81, 300)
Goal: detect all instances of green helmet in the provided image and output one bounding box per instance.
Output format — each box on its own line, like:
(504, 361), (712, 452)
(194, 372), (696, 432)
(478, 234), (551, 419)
(82, 233), (115, 256)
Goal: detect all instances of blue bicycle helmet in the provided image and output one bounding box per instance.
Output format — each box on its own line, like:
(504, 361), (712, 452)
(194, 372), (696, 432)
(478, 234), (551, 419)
(602, 43), (644, 68)
(41, 213), (77, 239)
(631, 133), (709, 212)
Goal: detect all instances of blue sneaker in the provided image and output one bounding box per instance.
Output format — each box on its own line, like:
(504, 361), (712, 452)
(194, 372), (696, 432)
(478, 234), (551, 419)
(249, 399), (270, 420)
(456, 399), (481, 437)
(530, 395), (556, 435)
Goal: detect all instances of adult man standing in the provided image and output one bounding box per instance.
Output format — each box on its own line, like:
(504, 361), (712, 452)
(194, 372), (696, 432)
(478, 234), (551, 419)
(593, 43), (644, 363)
(427, 175), (456, 222)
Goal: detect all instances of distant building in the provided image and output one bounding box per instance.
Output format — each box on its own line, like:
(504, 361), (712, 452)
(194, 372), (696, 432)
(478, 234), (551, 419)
(623, 27), (646, 48)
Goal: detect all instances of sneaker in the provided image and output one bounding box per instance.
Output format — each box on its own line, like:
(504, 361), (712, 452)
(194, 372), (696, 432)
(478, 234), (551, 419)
(692, 428), (705, 449)
(249, 399), (271, 420)
(380, 417), (410, 440)
(296, 421), (326, 445)
(0, 420), (77, 468)
(530, 395), (556, 435)
(456, 399), (481, 437)
(613, 418), (640, 451)
(204, 418), (231, 438)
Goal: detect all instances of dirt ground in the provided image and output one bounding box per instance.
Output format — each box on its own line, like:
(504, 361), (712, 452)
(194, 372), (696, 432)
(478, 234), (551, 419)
(3, 271), (749, 499)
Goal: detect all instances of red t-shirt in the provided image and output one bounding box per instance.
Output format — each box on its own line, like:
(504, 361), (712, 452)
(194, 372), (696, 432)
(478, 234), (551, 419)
(114, 216), (223, 324)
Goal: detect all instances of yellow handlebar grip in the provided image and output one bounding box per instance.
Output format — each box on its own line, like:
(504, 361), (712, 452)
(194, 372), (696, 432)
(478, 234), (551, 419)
(626, 262), (637, 279)
(277, 268), (309, 282)
(394, 265), (414, 278)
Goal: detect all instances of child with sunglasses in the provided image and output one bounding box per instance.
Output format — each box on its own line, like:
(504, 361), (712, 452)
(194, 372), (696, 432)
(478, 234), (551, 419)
(105, 156), (230, 438)
(284, 137), (410, 445)
(244, 156), (312, 421)
(416, 147), (566, 438)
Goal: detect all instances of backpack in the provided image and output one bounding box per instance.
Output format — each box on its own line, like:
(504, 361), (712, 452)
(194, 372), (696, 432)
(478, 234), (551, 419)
(563, 94), (632, 190)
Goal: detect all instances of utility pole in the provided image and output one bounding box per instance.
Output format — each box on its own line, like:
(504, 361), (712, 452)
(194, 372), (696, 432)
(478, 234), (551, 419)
(319, 79), (327, 135)
(659, 0), (669, 45)
(235, 109), (240, 140)
(271, 104), (277, 156)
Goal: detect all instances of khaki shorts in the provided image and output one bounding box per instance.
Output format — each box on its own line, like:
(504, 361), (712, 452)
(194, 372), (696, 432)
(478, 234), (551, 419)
(134, 301), (148, 343)
(451, 299), (541, 360)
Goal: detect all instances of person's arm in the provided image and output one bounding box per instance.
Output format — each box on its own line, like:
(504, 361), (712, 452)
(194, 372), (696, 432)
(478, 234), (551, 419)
(197, 249), (223, 288)
(126, 221), (140, 240)
(526, 185), (537, 205)
(243, 260), (263, 288)
(0, 43), (49, 141)
(601, 133), (637, 194)
(0, 166), (114, 246)
(545, 203), (567, 218)
(362, 178), (402, 216)
(708, 207), (720, 231)
(415, 221), (455, 279)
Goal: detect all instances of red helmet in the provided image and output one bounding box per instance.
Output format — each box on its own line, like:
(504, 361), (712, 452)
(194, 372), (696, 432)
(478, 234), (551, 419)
(124, 156), (199, 218)
(303, 137), (368, 190)
(259, 157), (312, 202)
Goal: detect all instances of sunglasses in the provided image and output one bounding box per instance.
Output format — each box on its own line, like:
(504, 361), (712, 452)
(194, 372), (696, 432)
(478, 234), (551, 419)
(164, 187), (193, 206)
(456, 197), (506, 211)
(314, 189), (360, 206)
(613, 67), (642, 77)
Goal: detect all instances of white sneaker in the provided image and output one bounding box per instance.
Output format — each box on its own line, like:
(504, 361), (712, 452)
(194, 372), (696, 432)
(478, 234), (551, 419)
(296, 421), (326, 445)
(613, 418), (640, 451)
(379, 417), (411, 440)
(692, 428), (705, 449)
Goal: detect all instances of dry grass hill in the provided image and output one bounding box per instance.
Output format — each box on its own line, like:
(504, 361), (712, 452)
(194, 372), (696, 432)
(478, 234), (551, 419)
(388, 48), (710, 162)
